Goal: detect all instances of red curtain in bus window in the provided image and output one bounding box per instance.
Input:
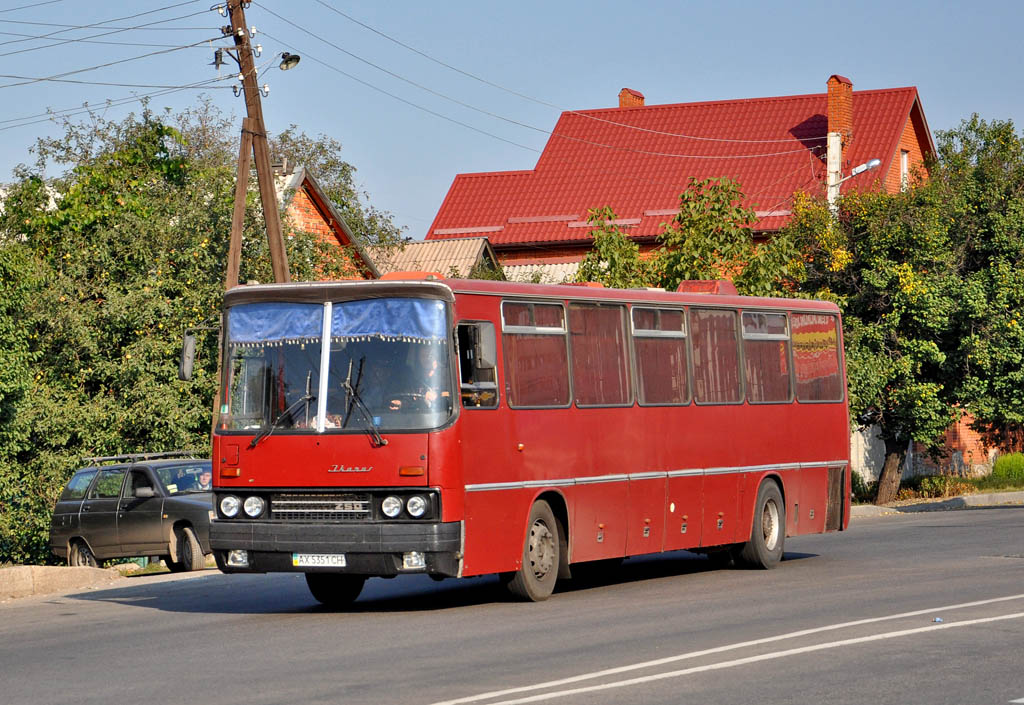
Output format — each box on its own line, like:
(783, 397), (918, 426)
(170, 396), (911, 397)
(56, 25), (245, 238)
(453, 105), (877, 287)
(568, 304), (630, 406)
(502, 334), (570, 407)
(744, 339), (791, 402)
(791, 313), (843, 401)
(633, 308), (689, 405)
(742, 312), (792, 403)
(691, 309), (741, 403)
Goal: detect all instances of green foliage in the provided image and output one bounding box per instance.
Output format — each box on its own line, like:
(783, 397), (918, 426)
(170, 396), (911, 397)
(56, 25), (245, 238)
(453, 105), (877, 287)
(576, 207), (658, 288)
(575, 179), (804, 296)
(0, 102), (399, 564)
(991, 453), (1024, 483)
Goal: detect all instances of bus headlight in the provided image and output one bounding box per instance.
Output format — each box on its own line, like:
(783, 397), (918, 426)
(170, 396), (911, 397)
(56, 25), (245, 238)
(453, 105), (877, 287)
(220, 495), (241, 518)
(381, 496), (403, 518)
(406, 495), (427, 518)
(243, 496), (266, 518)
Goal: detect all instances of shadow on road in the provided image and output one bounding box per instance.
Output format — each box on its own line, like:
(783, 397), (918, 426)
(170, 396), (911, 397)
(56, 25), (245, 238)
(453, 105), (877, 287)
(63, 549), (820, 615)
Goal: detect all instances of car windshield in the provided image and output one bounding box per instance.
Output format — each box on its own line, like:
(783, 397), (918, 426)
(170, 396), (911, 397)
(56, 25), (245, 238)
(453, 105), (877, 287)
(154, 463), (212, 494)
(222, 297), (453, 433)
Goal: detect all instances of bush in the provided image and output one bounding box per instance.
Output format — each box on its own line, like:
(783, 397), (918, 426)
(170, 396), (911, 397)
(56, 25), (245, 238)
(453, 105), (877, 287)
(991, 453), (1024, 483)
(851, 472), (876, 503)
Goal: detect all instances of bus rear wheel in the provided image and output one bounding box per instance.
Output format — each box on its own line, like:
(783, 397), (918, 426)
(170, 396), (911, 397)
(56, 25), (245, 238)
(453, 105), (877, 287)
(305, 573), (366, 608)
(505, 500), (560, 601)
(736, 481), (785, 569)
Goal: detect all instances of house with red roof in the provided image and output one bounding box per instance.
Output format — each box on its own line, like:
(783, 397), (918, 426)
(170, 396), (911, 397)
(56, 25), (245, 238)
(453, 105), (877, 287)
(273, 161), (380, 280)
(426, 75), (934, 282)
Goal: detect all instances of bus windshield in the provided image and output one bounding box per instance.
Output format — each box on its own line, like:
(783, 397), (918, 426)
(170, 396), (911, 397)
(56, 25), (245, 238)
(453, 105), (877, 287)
(221, 297), (452, 433)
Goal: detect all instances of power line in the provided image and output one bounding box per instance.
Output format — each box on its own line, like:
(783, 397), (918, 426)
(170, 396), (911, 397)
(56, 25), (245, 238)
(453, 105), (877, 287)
(0, 28), (195, 49)
(312, 0), (825, 146)
(0, 76), (231, 133)
(0, 36), (222, 89)
(258, 16), (818, 161)
(0, 1), (207, 50)
(0, 0), (70, 14)
(258, 30), (541, 154)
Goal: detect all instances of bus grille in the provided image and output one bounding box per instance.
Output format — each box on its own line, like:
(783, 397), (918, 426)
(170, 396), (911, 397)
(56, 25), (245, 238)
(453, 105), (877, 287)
(271, 493), (371, 521)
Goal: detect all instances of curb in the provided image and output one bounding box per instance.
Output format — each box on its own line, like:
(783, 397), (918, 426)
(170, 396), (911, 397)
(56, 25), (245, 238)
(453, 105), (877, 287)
(0, 565), (124, 601)
(851, 490), (1024, 517)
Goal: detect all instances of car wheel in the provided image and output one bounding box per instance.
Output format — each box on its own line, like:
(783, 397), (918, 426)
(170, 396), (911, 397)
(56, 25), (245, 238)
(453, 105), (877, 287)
(305, 573), (366, 607)
(504, 500), (560, 602)
(176, 526), (206, 572)
(69, 541), (97, 568)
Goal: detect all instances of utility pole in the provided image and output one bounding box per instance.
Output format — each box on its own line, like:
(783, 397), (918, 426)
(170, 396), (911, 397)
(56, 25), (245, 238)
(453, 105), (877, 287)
(224, 0), (290, 288)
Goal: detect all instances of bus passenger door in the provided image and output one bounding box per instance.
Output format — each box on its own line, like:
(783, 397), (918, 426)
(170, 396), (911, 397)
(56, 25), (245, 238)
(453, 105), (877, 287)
(700, 469), (739, 548)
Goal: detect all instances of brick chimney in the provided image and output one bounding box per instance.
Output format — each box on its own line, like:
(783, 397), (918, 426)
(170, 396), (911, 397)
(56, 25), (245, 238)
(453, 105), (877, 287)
(826, 75), (853, 210)
(827, 75), (853, 147)
(618, 88), (645, 108)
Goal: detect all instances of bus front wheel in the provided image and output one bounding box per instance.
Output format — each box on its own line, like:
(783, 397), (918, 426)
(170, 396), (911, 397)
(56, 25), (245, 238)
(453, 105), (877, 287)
(305, 573), (366, 608)
(505, 500), (560, 601)
(736, 481), (785, 569)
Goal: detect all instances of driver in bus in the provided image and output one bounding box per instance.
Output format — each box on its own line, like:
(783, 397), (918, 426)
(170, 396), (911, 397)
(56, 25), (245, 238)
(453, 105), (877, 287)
(388, 344), (447, 411)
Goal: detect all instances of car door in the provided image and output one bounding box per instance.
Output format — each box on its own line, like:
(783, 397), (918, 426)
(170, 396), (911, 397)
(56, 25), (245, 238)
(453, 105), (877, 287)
(117, 468), (165, 555)
(79, 466), (127, 558)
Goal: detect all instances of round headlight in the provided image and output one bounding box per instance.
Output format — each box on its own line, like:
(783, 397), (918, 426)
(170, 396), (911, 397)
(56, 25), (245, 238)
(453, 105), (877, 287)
(243, 495), (266, 518)
(220, 495), (240, 518)
(406, 495), (427, 518)
(381, 496), (403, 518)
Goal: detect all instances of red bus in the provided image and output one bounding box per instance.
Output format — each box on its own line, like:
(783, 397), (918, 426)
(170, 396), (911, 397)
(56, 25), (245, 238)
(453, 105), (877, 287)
(208, 276), (850, 604)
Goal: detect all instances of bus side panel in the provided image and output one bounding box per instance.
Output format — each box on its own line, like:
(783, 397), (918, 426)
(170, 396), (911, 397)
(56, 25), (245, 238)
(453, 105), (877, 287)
(664, 475), (703, 550)
(569, 482), (627, 563)
(462, 488), (531, 577)
(699, 472), (739, 548)
(796, 465), (828, 535)
(626, 477), (667, 555)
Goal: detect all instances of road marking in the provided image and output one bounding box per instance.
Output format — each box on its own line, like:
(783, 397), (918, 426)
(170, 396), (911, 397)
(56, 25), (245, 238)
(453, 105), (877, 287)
(430, 593), (1024, 705)
(1008, 699), (1024, 703)
(472, 612), (1024, 705)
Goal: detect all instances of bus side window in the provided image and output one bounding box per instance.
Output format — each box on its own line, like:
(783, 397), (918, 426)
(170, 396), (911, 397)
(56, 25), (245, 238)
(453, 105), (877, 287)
(456, 321), (498, 408)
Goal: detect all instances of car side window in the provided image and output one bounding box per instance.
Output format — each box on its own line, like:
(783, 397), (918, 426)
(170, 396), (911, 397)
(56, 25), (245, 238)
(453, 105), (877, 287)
(88, 468), (126, 499)
(124, 470), (155, 498)
(61, 470), (97, 501)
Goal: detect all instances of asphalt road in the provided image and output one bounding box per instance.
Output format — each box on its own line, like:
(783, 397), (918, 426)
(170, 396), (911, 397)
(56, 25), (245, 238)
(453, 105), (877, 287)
(3, 508), (1023, 705)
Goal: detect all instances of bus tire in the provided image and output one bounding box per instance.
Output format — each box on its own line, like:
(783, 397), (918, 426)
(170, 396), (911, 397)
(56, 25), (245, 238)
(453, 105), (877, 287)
(505, 500), (560, 601)
(305, 573), (366, 607)
(737, 481), (785, 569)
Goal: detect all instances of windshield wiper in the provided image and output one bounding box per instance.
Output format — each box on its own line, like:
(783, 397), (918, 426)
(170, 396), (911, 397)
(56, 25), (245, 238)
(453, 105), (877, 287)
(249, 371), (315, 449)
(341, 357), (388, 447)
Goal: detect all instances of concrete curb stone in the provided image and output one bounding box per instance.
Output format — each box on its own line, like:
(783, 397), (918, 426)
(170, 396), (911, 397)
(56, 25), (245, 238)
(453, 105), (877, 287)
(851, 490), (1024, 517)
(0, 565), (123, 601)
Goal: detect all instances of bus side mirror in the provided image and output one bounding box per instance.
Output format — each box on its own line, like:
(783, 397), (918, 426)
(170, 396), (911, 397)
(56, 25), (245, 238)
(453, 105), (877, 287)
(178, 333), (196, 381)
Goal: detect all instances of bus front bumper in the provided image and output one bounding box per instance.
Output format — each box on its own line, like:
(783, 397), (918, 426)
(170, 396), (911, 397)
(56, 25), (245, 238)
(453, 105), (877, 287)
(209, 520), (462, 577)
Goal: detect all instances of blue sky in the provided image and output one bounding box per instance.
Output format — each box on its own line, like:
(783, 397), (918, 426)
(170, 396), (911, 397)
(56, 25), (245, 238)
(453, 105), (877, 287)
(0, 0), (1020, 239)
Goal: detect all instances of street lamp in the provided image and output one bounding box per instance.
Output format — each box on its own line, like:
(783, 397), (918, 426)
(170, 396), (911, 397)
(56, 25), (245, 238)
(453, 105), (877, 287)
(279, 52), (301, 71)
(827, 157), (881, 211)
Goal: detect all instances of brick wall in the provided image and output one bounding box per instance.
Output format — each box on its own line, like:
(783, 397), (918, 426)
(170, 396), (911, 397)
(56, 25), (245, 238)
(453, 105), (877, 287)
(882, 112), (928, 194)
(284, 186), (369, 280)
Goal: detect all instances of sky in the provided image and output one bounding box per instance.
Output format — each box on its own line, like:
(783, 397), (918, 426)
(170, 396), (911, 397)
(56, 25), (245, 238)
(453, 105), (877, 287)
(0, 0), (1021, 240)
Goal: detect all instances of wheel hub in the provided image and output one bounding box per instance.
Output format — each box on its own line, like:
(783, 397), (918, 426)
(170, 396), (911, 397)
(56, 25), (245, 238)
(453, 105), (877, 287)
(528, 520), (555, 579)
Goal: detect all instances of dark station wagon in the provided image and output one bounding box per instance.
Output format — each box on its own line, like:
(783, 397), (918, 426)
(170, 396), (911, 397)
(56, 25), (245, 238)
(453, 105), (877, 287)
(50, 453), (214, 572)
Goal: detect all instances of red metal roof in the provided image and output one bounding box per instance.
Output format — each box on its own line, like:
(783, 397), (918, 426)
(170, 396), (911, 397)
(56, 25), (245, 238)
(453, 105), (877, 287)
(428, 86), (927, 247)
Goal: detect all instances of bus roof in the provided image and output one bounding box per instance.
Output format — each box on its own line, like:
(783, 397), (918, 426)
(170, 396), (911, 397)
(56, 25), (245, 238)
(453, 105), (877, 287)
(223, 277), (840, 314)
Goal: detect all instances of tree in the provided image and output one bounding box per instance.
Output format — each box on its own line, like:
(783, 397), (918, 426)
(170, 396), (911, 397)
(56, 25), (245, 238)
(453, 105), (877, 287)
(576, 206), (659, 288)
(576, 177), (803, 296)
(784, 183), (961, 504)
(936, 117), (1024, 447)
(0, 102), (400, 564)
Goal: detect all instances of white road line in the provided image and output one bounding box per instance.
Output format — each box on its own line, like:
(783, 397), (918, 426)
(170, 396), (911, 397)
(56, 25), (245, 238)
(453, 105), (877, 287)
(1008, 699), (1024, 703)
(430, 593), (1024, 705)
(481, 612), (1024, 705)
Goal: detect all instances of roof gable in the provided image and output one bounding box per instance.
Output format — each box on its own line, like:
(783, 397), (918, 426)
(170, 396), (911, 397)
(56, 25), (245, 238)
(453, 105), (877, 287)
(428, 85), (930, 248)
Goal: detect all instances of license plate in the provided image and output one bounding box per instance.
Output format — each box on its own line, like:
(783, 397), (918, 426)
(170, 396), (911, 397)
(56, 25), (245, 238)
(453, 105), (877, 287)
(292, 553), (346, 567)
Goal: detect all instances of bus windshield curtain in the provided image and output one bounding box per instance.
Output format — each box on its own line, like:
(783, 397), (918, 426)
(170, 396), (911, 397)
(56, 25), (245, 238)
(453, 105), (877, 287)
(228, 303), (324, 345)
(330, 298), (447, 343)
